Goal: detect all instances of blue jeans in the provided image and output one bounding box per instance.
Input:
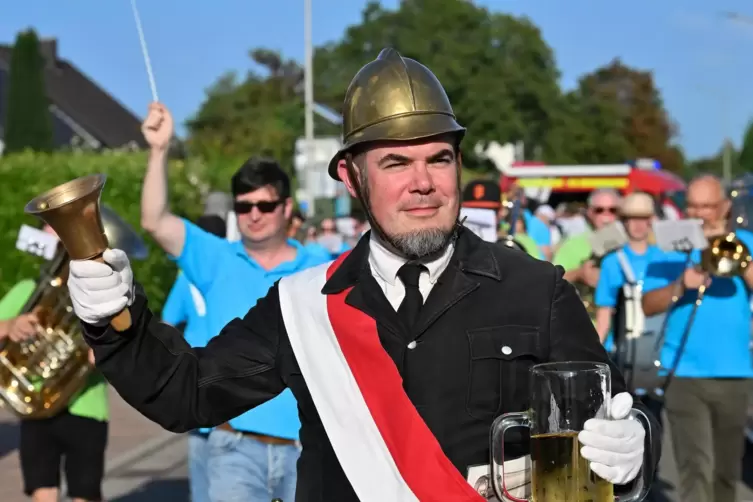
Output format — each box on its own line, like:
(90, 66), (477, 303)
(189, 431), (211, 502)
(207, 428), (300, 502)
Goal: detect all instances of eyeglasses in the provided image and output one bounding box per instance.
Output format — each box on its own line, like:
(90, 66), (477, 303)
(234, 200), (282, 214)
(686, 201), (722, 211)
(592, 206), (617, 215)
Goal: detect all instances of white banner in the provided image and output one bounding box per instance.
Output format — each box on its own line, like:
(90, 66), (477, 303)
(652, 219), (707, 252)
(16, 224), (59, 260)
(461, 207), (498, 243)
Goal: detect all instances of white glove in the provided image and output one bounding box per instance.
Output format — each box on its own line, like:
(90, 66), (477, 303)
(578, 392), (645, 485)
(68, 248), (134, 326)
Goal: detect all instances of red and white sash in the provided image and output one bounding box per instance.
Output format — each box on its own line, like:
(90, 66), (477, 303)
(278, 254), (485, 501)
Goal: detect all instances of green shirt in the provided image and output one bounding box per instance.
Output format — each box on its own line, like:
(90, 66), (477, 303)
(553, 232), (593, 271)
(0, 279), (36, 320)
(515, 233), (544, 260)
(0, 280), (108, 422)
(552, 233), (598, 326)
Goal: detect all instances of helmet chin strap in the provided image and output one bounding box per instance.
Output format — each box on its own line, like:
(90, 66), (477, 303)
(344, 153), (464, 260)
(344, 153), (392, 250)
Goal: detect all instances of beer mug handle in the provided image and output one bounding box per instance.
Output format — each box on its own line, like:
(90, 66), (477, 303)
(614, 408), (652, 502)
(490, 412), (532, 502)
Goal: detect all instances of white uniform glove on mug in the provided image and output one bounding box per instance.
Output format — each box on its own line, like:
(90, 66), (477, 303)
(578, 392), (646, 485)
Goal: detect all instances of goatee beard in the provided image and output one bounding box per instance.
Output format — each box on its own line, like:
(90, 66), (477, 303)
(384, 227), (454, 260)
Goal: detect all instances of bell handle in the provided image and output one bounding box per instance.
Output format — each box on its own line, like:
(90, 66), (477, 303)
(93, 255), (132, 332)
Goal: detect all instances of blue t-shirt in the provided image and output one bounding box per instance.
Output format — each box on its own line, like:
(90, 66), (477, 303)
(595, 245), (664, 352)
(305, 242), (339, 261)
(524, 209), (551, 249)
(162, 271), (209, 348)
(174, 219), (331, 439)
(643, 229), (753, 378)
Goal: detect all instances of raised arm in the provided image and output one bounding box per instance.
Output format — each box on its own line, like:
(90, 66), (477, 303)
(140, 102), (186, 258)
(68, 249), (287, 432)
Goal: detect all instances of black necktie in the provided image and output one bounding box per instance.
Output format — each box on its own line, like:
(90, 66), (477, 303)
(397, 263), (426, 330)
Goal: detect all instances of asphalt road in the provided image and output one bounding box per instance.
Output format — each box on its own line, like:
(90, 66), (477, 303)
(102, 433), (189, 501)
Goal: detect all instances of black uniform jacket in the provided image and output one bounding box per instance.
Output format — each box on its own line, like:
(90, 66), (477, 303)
(82, 228), (661, 501)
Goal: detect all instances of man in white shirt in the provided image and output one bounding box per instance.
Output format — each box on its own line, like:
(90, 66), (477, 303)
(64, 48), (658, 502)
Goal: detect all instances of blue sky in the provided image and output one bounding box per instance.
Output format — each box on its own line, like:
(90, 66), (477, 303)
(2, 0), (752, 160)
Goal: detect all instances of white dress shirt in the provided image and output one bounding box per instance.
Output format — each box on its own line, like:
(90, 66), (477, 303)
(368, 234), (455, 311)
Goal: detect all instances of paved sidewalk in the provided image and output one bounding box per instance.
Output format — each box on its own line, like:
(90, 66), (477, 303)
(647, 410), (753, 502)
(103, 433), (188, 501)
(0, 387), (176, 502)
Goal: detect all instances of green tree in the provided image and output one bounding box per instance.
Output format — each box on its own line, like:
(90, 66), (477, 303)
(312, 0), (567, 169)
(737, 119), (753, 173)
(686, 142), (740, 179)
(186, 49), (338, 181)
(186, 50), (302, 176)
(571, 59), (684, 172)
(547, 89), (631, 164)
(4, 29), (53, 153)
(186, 0), (683, 176)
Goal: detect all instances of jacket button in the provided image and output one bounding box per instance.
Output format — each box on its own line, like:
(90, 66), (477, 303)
(501, 346), (512, 355)
(407, 341), (417, 350)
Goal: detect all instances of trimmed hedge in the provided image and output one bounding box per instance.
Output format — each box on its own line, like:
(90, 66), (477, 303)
(0, 151), (210, 312)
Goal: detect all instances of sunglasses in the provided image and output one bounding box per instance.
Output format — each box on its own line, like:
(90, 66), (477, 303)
(592, 206), (617, 215)
(234, 200), (282, 214)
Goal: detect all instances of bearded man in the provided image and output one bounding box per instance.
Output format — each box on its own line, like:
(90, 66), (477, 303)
(65, 48), (659, 501)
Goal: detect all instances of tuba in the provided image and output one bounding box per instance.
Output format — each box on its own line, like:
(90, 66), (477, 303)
(574, 253), (606, 320)
(0, 205), (147, 418)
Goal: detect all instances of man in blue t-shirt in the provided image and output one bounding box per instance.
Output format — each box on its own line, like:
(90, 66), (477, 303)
(161, 214), (225, 502)
(141, 103), (330, 502)
(643, 175), (753, 502)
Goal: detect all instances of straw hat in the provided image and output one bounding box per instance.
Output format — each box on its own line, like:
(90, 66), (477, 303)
(620, 192), (655, 218)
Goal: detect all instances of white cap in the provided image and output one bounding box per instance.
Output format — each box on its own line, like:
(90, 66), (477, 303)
(535, 204), (555, 219)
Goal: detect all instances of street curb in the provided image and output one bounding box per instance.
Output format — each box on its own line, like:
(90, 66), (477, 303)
(104, 431), (185, 476)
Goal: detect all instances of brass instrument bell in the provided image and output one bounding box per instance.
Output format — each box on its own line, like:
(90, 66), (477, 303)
(24, 174), (132, 331)
(701, 232), (752, 278)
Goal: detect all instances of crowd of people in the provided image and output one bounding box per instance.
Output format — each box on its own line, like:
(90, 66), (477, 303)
(0, 47), (749, 502)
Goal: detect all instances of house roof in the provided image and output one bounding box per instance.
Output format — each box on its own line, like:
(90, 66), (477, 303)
(0, 39), (147, 149)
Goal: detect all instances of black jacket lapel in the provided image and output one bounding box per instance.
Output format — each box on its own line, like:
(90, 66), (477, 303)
(413, 228), (504, 338)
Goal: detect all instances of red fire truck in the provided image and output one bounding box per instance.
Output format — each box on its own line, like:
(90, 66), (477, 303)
(498, 159), (686, 217)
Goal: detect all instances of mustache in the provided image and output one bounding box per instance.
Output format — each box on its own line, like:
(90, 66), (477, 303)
(398, 196), (444, 210)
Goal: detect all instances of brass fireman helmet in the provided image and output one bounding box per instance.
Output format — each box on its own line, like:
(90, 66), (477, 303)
(328, 48), (466, 180)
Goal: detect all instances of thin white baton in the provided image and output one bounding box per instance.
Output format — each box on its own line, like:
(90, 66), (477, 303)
(130, 0), (158, 102)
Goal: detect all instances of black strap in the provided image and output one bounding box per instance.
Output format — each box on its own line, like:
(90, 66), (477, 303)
(656, 254), (696, 395)
(660, 291), (700, 394)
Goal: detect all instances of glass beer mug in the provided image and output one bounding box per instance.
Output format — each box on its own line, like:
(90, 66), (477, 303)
(490, 362), (650, 502)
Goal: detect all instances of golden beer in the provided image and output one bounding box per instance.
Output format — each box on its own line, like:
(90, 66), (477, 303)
(531, 432), (613, 502)
(492, 363), (649, 501)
